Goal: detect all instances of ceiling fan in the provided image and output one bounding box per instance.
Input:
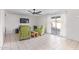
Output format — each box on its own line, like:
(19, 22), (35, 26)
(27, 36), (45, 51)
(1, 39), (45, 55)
(27, 9), (42, 15)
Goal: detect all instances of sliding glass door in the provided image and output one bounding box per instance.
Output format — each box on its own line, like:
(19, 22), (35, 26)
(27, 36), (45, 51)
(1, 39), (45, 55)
(51, 16), (62, 35)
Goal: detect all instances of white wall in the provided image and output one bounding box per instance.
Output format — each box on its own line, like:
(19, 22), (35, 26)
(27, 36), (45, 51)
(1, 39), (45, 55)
(60, 14), (67, 36)
(34, 16), (47, 26)
(65, 10), (79, 41)
(33, 15), (48, 33)
(46, 15), (52, 33)
(0, 10), (5, 49)
(5, 12), (37, 34)
(5, 13), (20, 34)
(20, 15), (38, 31)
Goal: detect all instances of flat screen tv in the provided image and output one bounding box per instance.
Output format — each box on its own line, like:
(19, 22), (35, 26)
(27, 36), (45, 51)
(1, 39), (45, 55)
(20, 18), (29, 23)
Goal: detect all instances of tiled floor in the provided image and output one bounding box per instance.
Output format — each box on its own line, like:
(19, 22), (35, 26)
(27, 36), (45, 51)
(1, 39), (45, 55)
(2, 33), (79, 50)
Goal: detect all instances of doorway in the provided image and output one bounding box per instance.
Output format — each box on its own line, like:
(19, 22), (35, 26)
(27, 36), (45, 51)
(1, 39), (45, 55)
(51, 16), (62, 36)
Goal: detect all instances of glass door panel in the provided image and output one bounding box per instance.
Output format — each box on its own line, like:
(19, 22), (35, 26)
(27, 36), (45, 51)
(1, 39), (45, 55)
(51, 17), (62, 35)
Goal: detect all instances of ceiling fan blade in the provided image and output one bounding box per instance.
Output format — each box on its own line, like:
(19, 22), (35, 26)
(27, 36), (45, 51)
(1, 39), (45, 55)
(27, 10), (33, 13)
(36, 11), (42, 14)
(27, 9), (42, 15)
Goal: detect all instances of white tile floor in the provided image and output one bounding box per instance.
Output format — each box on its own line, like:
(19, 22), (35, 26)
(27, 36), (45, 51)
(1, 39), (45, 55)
(2, 33), (79, 50)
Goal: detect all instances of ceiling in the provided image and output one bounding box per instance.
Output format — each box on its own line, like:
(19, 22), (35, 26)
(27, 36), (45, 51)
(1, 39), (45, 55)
(5, 9), (66, 16)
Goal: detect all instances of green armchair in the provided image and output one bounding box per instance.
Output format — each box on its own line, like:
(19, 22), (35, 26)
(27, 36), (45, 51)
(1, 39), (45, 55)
(19, 25), (31, 41)
(35, 25), (44, 36)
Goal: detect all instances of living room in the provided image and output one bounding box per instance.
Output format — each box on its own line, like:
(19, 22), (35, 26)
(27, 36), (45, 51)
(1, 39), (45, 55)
(0, 9), (79, 50)
(3, 9), (66, 49)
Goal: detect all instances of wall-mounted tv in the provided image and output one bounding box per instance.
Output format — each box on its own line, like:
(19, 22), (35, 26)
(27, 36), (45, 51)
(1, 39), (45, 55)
(20, 18), (29, 23)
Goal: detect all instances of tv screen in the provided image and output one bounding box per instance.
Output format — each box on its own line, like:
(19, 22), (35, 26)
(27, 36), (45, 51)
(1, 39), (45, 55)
(20, 18), (29, 23)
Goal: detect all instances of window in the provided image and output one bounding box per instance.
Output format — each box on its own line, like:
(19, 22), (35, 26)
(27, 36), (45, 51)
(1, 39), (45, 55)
(51, 16), (61, 29)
